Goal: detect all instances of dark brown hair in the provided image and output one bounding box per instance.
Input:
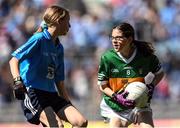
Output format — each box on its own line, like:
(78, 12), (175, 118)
(113, 22), (155, 56)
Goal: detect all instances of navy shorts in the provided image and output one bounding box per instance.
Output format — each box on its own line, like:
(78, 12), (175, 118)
(21, 88), (71, 125)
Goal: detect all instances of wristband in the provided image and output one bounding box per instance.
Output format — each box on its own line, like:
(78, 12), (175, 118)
(112, 93), (117, 100)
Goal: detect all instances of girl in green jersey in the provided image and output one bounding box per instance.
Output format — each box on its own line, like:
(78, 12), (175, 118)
(98, 22), (164, 128)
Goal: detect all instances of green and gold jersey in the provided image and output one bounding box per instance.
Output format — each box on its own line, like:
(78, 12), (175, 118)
(98, 48), (162, 111)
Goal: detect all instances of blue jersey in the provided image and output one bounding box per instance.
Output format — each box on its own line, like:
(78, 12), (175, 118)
(12, 29), (64, 92)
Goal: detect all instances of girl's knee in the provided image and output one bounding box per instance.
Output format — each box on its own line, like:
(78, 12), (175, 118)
(73, 118), (88, 127)
(81, 119), (88, 127)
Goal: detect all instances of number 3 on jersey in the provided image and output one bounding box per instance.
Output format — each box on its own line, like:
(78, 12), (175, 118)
(46, 65), (55, 79)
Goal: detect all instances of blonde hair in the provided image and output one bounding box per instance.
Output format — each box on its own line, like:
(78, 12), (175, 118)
(43, 5), (68, 27)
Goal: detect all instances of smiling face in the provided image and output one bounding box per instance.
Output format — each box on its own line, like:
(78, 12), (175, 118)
(111, 28), (131, 52)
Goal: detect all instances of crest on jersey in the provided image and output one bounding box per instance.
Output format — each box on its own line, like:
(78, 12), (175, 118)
(139, 68), (143, 75)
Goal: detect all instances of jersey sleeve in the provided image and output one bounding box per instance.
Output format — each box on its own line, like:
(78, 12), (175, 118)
(150, 55), (162, 74)
(55, 44), (65, 83)
(11, 36), (40, 60)
(98, 55), (109, 86)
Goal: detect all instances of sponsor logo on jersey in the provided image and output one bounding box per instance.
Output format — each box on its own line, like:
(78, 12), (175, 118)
(111, 69), (119, 73)
(121, 79), (128, 84)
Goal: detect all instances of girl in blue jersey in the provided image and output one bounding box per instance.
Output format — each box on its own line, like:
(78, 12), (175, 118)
(9, 5), (88, 127)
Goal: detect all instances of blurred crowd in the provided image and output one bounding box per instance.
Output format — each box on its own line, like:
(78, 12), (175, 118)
(0, 0), (180, 108)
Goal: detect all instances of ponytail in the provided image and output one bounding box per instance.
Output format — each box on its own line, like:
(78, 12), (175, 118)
(134, 40), (155, 56)
(34, 21), (48, 33)
(112, 22), (155, 56)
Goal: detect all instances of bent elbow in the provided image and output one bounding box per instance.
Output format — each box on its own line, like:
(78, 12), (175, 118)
(99, 84), (108, 92)
(99, 85), (103, 92)
(9, 57), (19, 67)
(9, 58), (13, 66)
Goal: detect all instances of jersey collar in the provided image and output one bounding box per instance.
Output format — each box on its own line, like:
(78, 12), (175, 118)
(43, 29), (52, 40)
(117, 48), (137, 64)
(42, 29), (61, 47)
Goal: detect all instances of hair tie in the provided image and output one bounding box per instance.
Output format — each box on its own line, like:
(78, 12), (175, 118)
(59, 10), (66, 19)
(40, 21), (48, 29)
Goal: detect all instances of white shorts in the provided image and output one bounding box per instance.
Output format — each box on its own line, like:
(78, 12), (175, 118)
(100, 99), (152, 123)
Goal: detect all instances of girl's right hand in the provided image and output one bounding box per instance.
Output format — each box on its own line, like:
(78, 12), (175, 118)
(13, 76), (27, 100)
(112, 91), (135, 108)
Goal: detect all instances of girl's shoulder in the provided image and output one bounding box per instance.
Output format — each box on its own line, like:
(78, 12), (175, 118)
(102, 49), (115, 56)
(32, 32), (44, 40)
(101, 49), (116, 58)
